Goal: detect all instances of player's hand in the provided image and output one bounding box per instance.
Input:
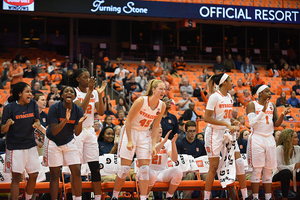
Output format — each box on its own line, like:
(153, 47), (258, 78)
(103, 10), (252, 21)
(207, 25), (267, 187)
(65, 108), (71, 121)
(88, 77), (96, 91)
(32, 121), (41, 129)
(79, 115), (87, 123)
(127, 140), (134, 151)
(162, 130), (172, 144)
(151, 146), (157, 157)
(171, 133), (178, 144)
(262, 98), (270, 112)
(295, 162), (300, 169)
(282, 107), (291, 116)
(96, 80), (107, 94)
(6, 119), (14, 126)
(226, 124), (236, 134)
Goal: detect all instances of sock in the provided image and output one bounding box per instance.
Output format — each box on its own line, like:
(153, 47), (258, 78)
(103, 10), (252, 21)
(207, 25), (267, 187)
(140, 195), (147, 200)
(253, 193), (259, 199)
(241, 188), (248, 200)
(25, 194), (32, 200)
(204, 191), (211, 200)
(73, 195), (76, 200)
(75, 197), (82, 200)
(265, 193), (272, 200)
(95, 195), (101, 200)
(112, 190), (120, 199)
(166, 192), (173, 198)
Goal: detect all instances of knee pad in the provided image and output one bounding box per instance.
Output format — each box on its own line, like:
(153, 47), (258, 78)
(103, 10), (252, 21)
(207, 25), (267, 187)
(170, 168), (183, 185)
(262, 168), (273, 184)
(117, 166), (131, 179)
(235, 158), (245, 176)
(139, 165), (149, 181)
(88, 161), (101, 182)
(251, 167), (262, 183)
(148, 169), (157, 186)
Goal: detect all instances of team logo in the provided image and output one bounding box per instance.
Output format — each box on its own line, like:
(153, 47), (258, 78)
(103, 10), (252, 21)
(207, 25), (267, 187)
(106, 158), (111, 164)
(269, 106), (273, 110)
(161, 146), (165, 149)
(91, 94), (94, 98)
(156, 111), (160, 115)
(99, 163), (104, 169)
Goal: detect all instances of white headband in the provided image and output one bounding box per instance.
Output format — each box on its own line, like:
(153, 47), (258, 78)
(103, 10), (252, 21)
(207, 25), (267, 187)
(216, 73), (229, 91)
(256, 85), (269, 96)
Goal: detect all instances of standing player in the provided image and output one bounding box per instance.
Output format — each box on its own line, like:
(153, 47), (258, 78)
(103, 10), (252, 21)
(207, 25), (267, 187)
(68, 68), (107, 200)
(147, 124), (182, 200)
(1, 82), (40, 200)
(112, 79), (166, 200)
(203, 73), (248, 200)
(246, 85), (290, 200)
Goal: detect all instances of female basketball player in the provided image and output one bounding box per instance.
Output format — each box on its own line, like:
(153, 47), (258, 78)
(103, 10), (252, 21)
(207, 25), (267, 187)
(1, 82), (40, 200)
(246, 84), (290, 200)
(147, 124), (182, 200)
(44, 86), (86, 200)
(68, 68), (107, 200)
(112, 79), (166, 200)
(203, 73), (248, 200)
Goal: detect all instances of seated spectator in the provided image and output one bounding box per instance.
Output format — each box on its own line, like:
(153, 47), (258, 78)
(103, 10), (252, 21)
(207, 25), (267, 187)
(234, 55), (243, 70)
(238, 116), (250, 131)
(279, 57), (286, 71)
(178, 121), (186, 140)
(116, 110), (126, 126)
(112, 57), (122, 70)
(177, 91), (192, 111)
(23, 60), (37, 78)
(281, 63), (294, 81)
(231, 109), (238, 122)
(98, 127), (117, 156)
(241, 57), (255, 74)
(267, 63), (280, 77)
(136, 60), (149, 76)
(224, 54), (236, 72)
(38, 66), (51, 85)
(162, 57), (171, 72)
(31, 74), (45, 89)
(1, 61), (10, 88)
(32, 82), (43, 96)
(102, 57), (114, 72)
(125, 75), (142, 96)
(293, 64), (300, 78)
(276, 92), (289, 107)
(114, 125), (121, 144)
(229, 89), (239, 107)
(94, 120), (102, 137)
(46, 84), (60, 106)
(50, 67), (63, 85)
(252, 71), (265, 87)
(172, 56), (186, 72)
(202, 68), (211, 82)
(122, 71), (131, 86)
(60, 56), (73, 72)
(116, 97), (129, 116)
(273, 130), (281, 143)
(48, 59), (57, 74)
(153, 61), (163, 77)
(292, 78), (300, 96)
(13, 50), (29, 63)
(72, 63), (78, 72)
(141, 82), (149, 96)
(162, 70), (173, 85)
(239, 89), (254, 107)
(277, 77), (292, 95)
(266, 58), (275, 71)
(213, 55), (225, 73)
(287, 91), (300, 108)
(176, 120), (206, 199)
(8, 60), (23, 88)
(103, 96), (115, 116)
(147, 70), (156, 81)
(180, 78), (193, 96)
(240, 129), (250, 141)
(160, 96), (179, 139)
(272, 129), (300, 200)
(179, 102), (202, 122)
(135, 69), (148, 90)
(234, 78), (248, 98)
(238, 129), (249, 154)
(196, 133), (204, 141)
(242, 73), (252, 87)
(102, 115), (115, 129)
(193, 82), (206, 102)
(114, 62), (128, 82)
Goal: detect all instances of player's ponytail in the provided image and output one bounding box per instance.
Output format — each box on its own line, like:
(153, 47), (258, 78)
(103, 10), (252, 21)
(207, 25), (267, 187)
(68, 68), (89, 87)
(11, 82), (30, 102)
(143, 79), (164, 96)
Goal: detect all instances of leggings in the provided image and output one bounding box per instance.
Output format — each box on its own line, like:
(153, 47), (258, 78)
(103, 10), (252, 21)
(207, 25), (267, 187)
(272, 169), (300, 197)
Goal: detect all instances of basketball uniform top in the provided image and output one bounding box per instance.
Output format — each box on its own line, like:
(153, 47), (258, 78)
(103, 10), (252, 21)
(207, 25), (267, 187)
(149, 138), (172, 171)
(252, 101), (274, 136)
(130, 96), (163, 131)
(206, 91), (233, 130)
(74, 87), (99, 128)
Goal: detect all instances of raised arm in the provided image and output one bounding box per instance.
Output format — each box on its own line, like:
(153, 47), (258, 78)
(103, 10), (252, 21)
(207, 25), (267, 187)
(95, 80), (107, 116)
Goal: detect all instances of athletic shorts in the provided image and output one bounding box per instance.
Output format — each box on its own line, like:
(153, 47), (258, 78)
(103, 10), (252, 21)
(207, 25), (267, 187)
(43, 136), (81, 167)
(5, 146), (40, 174)
(205, 126), (240, 157)
(247, 133), (277, 169)
(118, 126), (152, 160)
(75, 126), (99, 163)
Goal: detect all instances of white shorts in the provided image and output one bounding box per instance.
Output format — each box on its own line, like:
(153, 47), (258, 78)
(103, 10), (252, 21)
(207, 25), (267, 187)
(205, 126), (240, 157)
(43, 137), (81, 167)
(247, 133), (277, 169)
(75, 127), (99, 163)
(118, 126), (152, 160)
(5, 146), (40, 174)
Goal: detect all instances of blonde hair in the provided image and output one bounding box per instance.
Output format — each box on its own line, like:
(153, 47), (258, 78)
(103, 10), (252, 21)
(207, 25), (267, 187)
(143, 79), (164, 96)
(277, 128), (294, 165)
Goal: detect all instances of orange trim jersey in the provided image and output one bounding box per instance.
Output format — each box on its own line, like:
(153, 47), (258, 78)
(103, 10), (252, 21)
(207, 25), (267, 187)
(149, 139), (172, 171)
(130, 96), (163, 131)
(252, 101), (274, 136)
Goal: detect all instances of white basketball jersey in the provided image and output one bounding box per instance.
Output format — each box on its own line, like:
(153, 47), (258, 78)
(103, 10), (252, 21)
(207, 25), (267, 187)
(130, 96), (163, 131)
(206, 91), (233, 130)
(74, 87), (99, 128)
(150, 139), (172, 171)
(252, 101), (274, 136)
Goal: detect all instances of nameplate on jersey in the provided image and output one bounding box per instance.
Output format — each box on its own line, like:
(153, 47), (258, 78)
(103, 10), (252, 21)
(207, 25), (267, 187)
(78, 97), (95, 103)
(59, 118), (75, 124)
(15, 112), (34, 119)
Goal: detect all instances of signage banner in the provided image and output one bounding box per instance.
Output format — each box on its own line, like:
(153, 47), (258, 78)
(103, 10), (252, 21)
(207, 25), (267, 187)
(3, 0), (34, 11)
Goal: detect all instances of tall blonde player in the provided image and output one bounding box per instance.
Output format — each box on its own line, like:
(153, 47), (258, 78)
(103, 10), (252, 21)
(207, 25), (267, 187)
(246, 84), (290, 200)
(112, 79), (166, 200)
(204, 73), (248, 200)
(68, 68), (107, 200)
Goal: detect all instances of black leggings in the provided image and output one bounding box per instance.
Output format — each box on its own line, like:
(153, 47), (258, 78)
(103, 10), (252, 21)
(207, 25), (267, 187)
(272, 169), (300, 197)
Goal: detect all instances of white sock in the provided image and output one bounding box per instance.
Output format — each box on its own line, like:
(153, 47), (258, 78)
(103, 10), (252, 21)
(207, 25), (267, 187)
(25, 193), (32, 200)
(140, 195), (147, 200)
(95, 195), (101, 200)
(112, 190), (120, 199)
(204, 191), (211, 200)
(265, 193), (272, 200)
(241, 188), (248, 200)
(73, 195), (76, 200)
(253, 193), (259, 199)
(75, 197), (82, 200)
(166, 192), (173, 198)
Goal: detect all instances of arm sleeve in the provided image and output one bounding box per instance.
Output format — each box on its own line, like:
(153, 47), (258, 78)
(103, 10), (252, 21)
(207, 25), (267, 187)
(206, 94), (218, 111)
(276, 146), (295, 172)
(247, 112), (265, 127)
